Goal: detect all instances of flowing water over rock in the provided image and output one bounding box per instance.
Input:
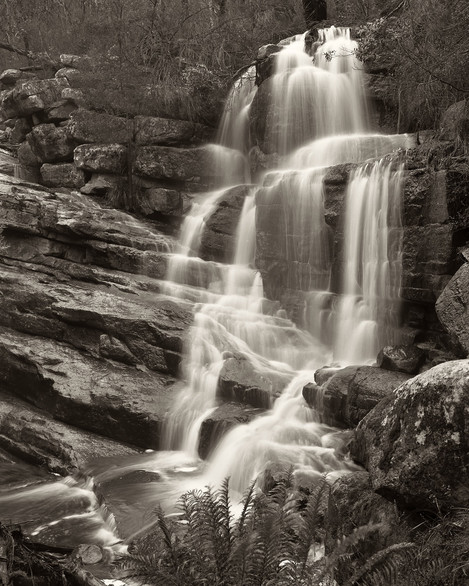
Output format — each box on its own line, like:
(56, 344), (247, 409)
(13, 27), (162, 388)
(0, 26), (414, 553)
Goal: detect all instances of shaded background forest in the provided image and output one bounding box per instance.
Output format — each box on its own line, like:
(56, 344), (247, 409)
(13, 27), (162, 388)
(0, 0), (468, 130)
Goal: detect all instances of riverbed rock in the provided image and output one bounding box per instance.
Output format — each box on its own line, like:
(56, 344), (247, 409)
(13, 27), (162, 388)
(27, 123), (75, 163)
(0, 393), (139, 475)
(435, 262), (469, 355)
(40, 162), (85, 188)
(352, 360), (469, 510)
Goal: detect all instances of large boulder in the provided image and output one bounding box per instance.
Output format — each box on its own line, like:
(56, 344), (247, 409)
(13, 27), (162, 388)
(27, 123), (75, 163)
(352, 360), (469, 510)
(68, 108), (132, 144)
(40, 163), (85, 188)
(74, 143), (128, 173)
(1, 78), (68, 118)
(303, 365), (410, 427)
(134, 116), (212, 146)
(436, 261), (469, 355)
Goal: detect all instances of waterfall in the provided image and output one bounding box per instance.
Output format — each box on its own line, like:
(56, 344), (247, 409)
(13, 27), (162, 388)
(158, 25), (413, 494)
(0, 26), (415, 548)
(333, 157), (404, 363)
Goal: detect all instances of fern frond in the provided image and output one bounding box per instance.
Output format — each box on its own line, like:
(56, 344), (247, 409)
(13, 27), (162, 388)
(317, 522), (383, 583)
(344, 541), (416, 586)
(236, 479), (257, 536)
(297, 475), (330, 575)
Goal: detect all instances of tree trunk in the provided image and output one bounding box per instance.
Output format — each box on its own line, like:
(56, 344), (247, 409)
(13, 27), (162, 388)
(302, 0), (327, 28)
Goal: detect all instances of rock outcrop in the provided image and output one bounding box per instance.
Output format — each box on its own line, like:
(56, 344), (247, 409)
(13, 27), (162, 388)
(0, 172), (192, 467)
(303, 365), (410, 427)
(436, 259), (469, 356)
(352, 360), (469, 510)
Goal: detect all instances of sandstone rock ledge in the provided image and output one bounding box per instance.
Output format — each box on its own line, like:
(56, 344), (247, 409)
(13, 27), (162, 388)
(0, 171), (193, 469)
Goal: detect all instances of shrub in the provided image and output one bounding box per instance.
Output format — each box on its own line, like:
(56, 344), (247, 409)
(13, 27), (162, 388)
(356, 0), (469, 131)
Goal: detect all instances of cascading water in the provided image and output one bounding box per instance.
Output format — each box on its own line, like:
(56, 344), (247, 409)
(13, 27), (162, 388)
(159, 25), (413, 494)
(0, 25), (414, 551)
(333, 157), (405, 363)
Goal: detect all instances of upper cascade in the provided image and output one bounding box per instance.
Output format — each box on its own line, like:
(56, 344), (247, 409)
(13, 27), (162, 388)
(258, 27), (368, 157)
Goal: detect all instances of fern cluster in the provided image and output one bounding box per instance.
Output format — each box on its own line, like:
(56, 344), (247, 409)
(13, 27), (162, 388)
(120, 473), (333, 586)
(119, 475), (469, 586)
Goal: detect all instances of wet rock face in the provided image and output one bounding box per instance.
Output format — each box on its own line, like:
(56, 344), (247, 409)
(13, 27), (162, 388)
(352, 360), (469, 510)
(0, 326), (178, 450)
(198, 403), (262, 459)
(0, 173), (192, 467)
(200, 184), (254, 262)
(0, 394), (138, 475)
(217, 355), (276, 409)
(303, 365), (410, 428)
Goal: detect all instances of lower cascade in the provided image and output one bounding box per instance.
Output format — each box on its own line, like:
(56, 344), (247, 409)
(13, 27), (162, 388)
(0, 25), (417, 555)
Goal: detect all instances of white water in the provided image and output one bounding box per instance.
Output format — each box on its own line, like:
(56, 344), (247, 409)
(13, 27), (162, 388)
(159, 26), (411, 496)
